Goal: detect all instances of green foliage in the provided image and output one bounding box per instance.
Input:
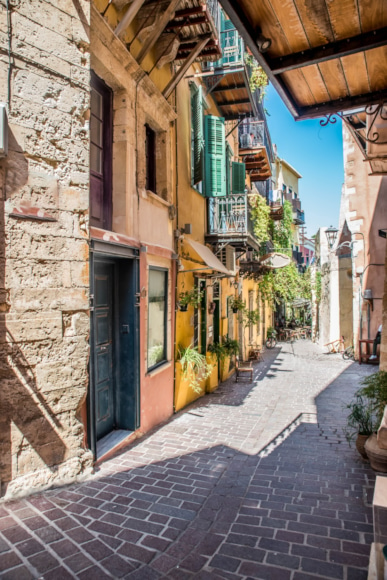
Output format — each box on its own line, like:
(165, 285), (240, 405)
(358, 371), (387, 425)
(178, 344), (213, 394)
(179, 288), (204, 307)
(208, 342), (227, 364)
(272, 201), (293, 253)
(245, 53), (269, 100)
(267, 326), (276, 339)
(230, 296), (245, 312)
(222, 335), (240, 357)
(240, 309), (260, 328)
(314, 271), (322, 303)
(249, 194), (271, 244)
(344, 394), (377, 444)
(258, 263), (312, 305)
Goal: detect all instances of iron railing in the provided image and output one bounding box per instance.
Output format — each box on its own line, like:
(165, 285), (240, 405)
(208, 195), (254, 236)
(239, 120), (265, 149)
(206, 0), (220, 36)
(294, 209), (305, 224)
(203, 27), (244, 70)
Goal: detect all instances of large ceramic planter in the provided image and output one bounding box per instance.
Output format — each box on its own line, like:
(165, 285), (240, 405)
(365, 434), (387, 472)
(174, 361), (206, 412)
(356, 434), (370, 460)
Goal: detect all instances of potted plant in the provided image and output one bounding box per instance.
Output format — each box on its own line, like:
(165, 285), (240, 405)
(177, 344), (213, 394)
(230, 296), (245, 314)
(358, 371), (387, 425)
(208, 342), (228, 366)
(344, 394), (376, 459)
(223, 335), (240, 357)
(178, 288), (204, 312)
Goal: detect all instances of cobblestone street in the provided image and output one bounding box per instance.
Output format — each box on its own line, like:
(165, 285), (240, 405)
(0, 341), (377, 579)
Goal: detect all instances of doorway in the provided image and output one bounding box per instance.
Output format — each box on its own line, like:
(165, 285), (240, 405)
(89, 251), (140, 458)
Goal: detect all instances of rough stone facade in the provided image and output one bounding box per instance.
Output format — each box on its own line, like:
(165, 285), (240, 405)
(0, 0), (93, 498)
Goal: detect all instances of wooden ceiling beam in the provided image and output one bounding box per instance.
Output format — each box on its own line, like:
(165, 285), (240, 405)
(298, 88), (387, 120)
(136, 0), (181, 65)
(213, 83), (246, 93)
(218, 98), (251, 106)
(163, 35), (211, 99)
(165, 15), (207, 30)
(217, 0), (300, 118)
(174, 5), (206, 18)
(114, 0), (147, 37)
(176, 47), (220, 59)
(269, 27), (387, 75)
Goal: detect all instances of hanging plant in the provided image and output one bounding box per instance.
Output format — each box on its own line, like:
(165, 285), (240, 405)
(245, 52), (269, 101)
(230, 296), (245, 313)
(178, 288), (204, 310)
(178, 344), (213, 394)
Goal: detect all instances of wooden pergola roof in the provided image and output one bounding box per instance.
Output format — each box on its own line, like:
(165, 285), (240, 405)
(218, 0), (387, 121)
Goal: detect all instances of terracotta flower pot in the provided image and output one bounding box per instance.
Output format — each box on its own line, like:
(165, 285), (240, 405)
(355, 434), (370, 460)
(365, 434), (387, 472)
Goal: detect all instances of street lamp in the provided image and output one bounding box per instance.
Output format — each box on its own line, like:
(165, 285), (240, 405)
(325, 225), (339, 249)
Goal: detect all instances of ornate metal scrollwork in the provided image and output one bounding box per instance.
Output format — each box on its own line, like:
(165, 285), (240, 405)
(319, 114), (340, 127)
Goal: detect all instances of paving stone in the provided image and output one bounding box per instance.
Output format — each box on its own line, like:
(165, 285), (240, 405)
(28, 551), (59, 573)
(0, 343), (376, 580)
(1, 566), (35, 580)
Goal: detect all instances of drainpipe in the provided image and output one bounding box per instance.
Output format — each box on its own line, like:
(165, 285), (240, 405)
(173, 85), (179, 413)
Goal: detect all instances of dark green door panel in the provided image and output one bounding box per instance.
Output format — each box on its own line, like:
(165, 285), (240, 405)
(94, 263), (114, 440)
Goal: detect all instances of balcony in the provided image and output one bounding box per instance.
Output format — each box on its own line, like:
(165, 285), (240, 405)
(269, 201), (284, 221)
(108, 0), (221, 99)
(294, 208), (305, 225)
(239, 121), (272, 181)
(205, 194), (260, 252)
(201, 18), (256, 120)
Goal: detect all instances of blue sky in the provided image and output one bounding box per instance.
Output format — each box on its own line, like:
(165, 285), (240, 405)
(265, 84), (344, 238)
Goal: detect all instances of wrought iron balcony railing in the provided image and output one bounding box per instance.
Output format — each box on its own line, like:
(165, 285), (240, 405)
(294, 209), (305, 224)
(203, 27), (244, 70)
(239, 120), (265, 149)
(208, 194), (254, 236)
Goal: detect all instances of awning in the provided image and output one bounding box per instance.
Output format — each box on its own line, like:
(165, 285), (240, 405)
(260, 252), (291, 269)
(183, 238), (232, 276)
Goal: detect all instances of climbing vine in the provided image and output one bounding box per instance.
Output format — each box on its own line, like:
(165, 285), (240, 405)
(272, 200), (293, 253)
(249, 193), (271, 244)
(314, 271), (322, 303)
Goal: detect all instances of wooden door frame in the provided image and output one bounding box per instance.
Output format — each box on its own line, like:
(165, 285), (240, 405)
(88, 243), (140, 459)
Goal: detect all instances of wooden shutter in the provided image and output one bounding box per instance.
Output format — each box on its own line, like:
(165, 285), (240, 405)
(232, 161), (246, 194)
(192, 85), (204, 185)
(205, 115), (226, 197)
(226, 143), (232, 196)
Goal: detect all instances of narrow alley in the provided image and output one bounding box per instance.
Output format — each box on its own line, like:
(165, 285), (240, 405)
(0, 341), (375, 580)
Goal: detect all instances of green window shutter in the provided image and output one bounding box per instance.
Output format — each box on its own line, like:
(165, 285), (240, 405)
(232, 161), (246, 194)
(191, 85), (204, 185)
(226, 143), (232, 196)
(205, 115), (226, 197)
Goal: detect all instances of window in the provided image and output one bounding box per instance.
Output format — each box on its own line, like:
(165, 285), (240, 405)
(147, 268), (168, 370)
(145, 124), (156, 193)
(191, 84), (204, 190)
(90, 72), (112, 230)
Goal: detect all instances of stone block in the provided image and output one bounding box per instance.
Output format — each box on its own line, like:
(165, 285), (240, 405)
(3, 312), (62, 342)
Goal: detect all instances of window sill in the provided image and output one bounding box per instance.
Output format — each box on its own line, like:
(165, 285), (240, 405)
(146, 360), (171, 377)
(146, 190), (170, 208)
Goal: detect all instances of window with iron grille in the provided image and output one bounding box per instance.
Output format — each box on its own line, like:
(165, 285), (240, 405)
(148, 268), (168, 371)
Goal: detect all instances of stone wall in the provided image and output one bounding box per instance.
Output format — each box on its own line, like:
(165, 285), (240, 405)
(0, 0), (93, 498)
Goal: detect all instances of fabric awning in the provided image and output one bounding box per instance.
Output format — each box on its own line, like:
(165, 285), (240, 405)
(183, 238), (232, 276)
(260, 252), (291, 269)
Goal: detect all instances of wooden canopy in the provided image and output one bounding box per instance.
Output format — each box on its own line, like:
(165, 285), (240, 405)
(240, 146), (272, 180)
(218, 0), (387, 121)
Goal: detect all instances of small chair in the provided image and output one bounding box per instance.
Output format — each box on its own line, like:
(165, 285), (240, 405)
(235, 356), (253, 382)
